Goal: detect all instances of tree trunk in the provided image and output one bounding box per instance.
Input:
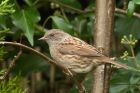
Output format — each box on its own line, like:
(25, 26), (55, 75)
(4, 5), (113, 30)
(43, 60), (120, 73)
(91, 0), (115, 93)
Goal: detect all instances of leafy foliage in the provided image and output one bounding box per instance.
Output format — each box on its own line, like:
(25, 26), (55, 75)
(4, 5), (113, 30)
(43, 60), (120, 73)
(0, 0), (26, 93)
(110, 34), (140, 93)
(0, 0), (15, 15)
(12, 7), (40, 46)
(0, 0), (140, 93)
(0, 76), (27, 93)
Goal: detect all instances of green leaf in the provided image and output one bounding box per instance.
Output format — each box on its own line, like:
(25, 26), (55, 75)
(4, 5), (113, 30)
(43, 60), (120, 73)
(136, 53), (140, 64)
(0, 16), (6, 28)
(127, 1), (135, 17)
(115, 16), (140, 39)
(12, 53), (48, 76)
(72, 17), (93, 40)
(51, 16), (74, 34)
(110, 85), (128, 93)
(12, 8), (40, 46)
(0, 76), (26, 93)
(133, 0), (140, 4)
(130, 76), (140, 84)
(0, 0), (15, 15)
(24, 0), (34, 6)
(110, 70), (130, 93)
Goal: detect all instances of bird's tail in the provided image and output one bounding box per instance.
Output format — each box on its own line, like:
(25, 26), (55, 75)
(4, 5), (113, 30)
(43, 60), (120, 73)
(97, 56), (129, 69)
(94, 56), (140, 72)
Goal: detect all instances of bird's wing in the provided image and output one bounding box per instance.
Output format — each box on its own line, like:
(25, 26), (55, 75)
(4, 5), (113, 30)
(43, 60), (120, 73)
(58, 37), (103, 57)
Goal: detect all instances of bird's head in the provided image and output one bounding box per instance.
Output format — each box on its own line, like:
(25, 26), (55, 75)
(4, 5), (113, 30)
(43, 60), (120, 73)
(39, 29), (71, 45)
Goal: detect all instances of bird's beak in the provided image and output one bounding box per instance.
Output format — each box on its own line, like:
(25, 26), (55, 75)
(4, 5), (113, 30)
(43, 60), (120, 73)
(38, 37), (45, 40)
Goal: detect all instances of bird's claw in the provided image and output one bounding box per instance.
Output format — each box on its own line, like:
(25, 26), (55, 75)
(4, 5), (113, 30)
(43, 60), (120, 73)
(63, 68), (74, 77)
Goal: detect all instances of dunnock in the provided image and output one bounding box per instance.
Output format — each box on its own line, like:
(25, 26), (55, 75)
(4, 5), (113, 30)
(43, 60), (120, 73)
(39, 29), (128, 74)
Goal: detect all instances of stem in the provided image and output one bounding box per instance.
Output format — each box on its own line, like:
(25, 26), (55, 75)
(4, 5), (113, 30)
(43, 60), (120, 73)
(58, 2), (84, 13)
(35, 25), (48, 32)
(115, 8), (140, 19)
(0, 50), (22, 81)
(33, 0), (40, 5)
(130, 45), (139, 68)
(42, 16), (52, 32)
(60, 7), (69, 23)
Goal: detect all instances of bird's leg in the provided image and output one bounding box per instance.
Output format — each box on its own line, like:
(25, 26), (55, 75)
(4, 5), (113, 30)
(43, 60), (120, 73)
(62, 68), (87, 93)
(76, 74), (88, 93)
(57, 62), (74, 77)
(63, 67), (74, 77)
(78, 73), (87, 84)
(75, 79), (87, 93)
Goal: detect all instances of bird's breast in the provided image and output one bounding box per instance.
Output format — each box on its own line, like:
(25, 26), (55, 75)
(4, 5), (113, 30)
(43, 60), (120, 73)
(49, 46), (62, 61)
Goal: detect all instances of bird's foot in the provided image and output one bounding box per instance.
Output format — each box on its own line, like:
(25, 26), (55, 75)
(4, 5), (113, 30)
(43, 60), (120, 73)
(63, 68), (74, 77)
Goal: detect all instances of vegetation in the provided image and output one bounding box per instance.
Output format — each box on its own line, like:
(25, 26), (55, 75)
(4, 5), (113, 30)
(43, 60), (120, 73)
(0, 0), (140, 93)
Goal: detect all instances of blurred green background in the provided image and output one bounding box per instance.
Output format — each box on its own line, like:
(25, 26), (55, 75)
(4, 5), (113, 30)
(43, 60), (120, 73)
(1, 0), (140, 93)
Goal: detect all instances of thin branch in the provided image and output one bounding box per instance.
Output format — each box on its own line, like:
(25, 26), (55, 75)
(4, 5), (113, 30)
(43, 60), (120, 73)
(50, 1), (140, 19)
(0, 41), (57, 65)
(60, 6), (69, 23)
(49, 65), (55, 92)
(49, 1), (140, 19)
(115, 8), (140, 19)
(57, 2), (84, 13)
(0, 50), (22, 81)
(123, 0), (128, 9)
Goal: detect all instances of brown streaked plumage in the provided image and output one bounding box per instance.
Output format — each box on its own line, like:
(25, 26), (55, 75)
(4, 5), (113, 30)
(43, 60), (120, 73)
(39, 29), (128, 73)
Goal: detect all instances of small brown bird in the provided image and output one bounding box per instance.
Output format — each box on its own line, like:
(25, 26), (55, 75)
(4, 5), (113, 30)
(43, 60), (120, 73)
(39, 29), (128, 74)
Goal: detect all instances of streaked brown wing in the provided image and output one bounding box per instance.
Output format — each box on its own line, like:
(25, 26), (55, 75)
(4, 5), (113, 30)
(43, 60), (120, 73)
(58, 37), (103, 57)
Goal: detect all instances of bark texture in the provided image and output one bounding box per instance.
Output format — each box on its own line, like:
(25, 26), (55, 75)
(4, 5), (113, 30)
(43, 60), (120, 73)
(92, 0), (115, 93)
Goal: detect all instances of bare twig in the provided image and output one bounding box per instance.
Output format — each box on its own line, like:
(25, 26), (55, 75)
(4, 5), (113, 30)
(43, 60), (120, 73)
(0, 41), (56, 65)
(0, 50), (22, 81)
(49, 0), (140, 19)
(123, 0), (128, 9)
(49, 1), (140, 19)
(50, 65), (55, 93)
(115, 8), (140, 19)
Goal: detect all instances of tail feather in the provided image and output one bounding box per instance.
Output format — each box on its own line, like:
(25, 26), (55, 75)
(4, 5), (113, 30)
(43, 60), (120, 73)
(95, 56), (140, 72)
(97, 56), (129, 69)
(107, 60), (129, 69)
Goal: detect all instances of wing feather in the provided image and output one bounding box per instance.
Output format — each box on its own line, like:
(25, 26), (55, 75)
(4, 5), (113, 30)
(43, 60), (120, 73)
(58, 37), (103, 57)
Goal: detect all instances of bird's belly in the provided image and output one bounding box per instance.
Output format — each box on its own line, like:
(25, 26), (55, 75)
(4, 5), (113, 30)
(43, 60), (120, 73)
(60, 55), (94, 73)
(71, 63), (94, 73)
(50, 48), (97, 73)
